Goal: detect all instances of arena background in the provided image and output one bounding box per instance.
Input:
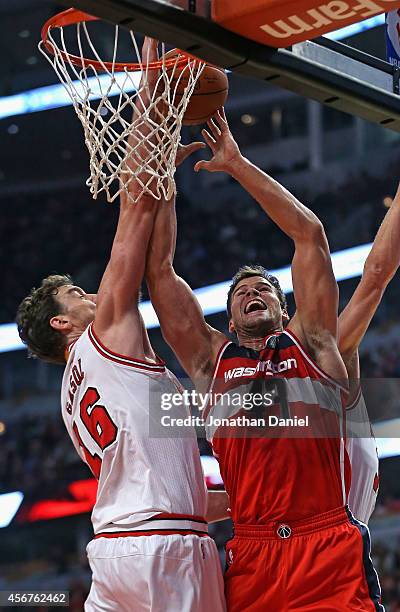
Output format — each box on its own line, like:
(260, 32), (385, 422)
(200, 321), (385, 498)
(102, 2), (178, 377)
(1, 1), (400, 609)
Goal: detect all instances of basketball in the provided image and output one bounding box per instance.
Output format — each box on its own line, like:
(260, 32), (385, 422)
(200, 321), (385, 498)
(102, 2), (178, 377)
(163, 49), (229, 125)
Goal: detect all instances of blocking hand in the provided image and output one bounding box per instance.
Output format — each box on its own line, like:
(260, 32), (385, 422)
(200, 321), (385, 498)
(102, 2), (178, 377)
(194, 108), (241, 174)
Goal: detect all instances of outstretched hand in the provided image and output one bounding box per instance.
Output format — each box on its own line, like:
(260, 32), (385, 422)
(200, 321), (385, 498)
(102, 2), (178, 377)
(194, 108), (241, 174)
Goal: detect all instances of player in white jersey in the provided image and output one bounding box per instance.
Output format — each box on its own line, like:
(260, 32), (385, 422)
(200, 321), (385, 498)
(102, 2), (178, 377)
(16, 39), (227, 612)
(346, 389), (379, 523)
(338, 180), (400, 523)
(62, 323), (214, 537)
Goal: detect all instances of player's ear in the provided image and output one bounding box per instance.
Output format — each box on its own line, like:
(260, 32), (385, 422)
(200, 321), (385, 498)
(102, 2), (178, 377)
(228, 319), (235, 334)
(50, 315), (72, 334)
(282, 309), (290, 325)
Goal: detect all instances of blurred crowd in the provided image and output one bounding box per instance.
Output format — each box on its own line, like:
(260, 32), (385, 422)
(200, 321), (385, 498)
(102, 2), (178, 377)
(0, 414), (87, 500)
(1, 157), (400, 325)
(375, 543), (400, 611)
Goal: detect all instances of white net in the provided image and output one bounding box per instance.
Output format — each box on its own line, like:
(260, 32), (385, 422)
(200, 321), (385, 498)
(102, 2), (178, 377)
(39, 18), (205, 203)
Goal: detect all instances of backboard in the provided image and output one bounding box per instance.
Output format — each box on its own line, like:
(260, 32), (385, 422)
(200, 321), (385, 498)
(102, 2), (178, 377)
(58, 0), (400, 131)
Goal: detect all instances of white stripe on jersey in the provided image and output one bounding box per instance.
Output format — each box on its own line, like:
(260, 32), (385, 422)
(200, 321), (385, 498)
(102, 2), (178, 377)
(61, 325), (207, 535)
(346, 391), (379, 524)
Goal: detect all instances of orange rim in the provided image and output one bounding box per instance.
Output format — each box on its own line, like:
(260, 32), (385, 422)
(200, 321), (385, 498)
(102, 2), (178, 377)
(41, 8), (197, 72)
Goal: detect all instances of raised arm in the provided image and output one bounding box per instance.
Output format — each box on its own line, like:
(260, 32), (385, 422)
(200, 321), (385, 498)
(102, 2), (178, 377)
(339, 184), (400, 364)
(195, 109), (344, 379)
(146, 194), (226, 384)
(93, 38), (161, 359)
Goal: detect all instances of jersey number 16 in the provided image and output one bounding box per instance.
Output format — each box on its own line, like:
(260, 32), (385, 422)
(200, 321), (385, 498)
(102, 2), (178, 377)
(73, 387), (118, 479)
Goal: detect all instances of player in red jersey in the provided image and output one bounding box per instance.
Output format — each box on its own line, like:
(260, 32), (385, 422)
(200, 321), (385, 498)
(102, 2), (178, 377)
(145, 108), (384, 610)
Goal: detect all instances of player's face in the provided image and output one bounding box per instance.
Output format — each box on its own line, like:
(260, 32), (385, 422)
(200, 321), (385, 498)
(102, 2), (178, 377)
(55, 285), (96, 330)
(229, 276), (283, 335)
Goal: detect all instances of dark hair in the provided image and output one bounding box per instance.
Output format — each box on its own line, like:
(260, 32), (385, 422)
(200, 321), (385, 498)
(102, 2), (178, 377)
(226, 264), (287, 318)
(16, 274), (73, 364)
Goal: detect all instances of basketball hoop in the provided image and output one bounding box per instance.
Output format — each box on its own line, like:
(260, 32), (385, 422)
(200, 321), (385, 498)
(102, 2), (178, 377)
(39, 8), (205, 203)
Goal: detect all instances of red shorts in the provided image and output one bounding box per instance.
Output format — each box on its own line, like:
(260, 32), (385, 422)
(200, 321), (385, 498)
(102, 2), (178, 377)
(225, 506), (383, 611)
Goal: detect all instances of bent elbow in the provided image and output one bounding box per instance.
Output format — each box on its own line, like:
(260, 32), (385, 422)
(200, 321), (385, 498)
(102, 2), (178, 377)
(309, 218), (325, 241)
(297, 217), (326, 245)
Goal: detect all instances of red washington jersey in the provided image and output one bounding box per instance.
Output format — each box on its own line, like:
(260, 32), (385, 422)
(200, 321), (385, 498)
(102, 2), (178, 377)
(204, 329), (350, 524)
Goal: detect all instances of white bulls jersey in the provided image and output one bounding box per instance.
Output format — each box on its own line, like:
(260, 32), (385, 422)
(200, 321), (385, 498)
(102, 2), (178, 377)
(346, 388), (379, 524)
(61, 323), (207, 536)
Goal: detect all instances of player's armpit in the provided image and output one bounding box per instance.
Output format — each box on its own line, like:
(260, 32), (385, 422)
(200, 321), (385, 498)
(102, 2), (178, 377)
(206, 490), (231, 524)
(93, 306), (147, 363)
(341, 348), (361, 406)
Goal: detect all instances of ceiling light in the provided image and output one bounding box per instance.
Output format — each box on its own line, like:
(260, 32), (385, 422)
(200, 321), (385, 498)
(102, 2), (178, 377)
(241, 113), (257, 126)
(271, 108), (282, 129)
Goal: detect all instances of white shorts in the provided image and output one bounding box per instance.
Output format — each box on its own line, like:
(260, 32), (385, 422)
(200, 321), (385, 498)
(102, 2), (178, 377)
(85, 534), (226, 612)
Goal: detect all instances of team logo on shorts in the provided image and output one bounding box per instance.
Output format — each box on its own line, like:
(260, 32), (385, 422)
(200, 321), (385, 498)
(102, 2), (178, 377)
(277, 524), (292, 539)
(228, 548), (234, 564)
